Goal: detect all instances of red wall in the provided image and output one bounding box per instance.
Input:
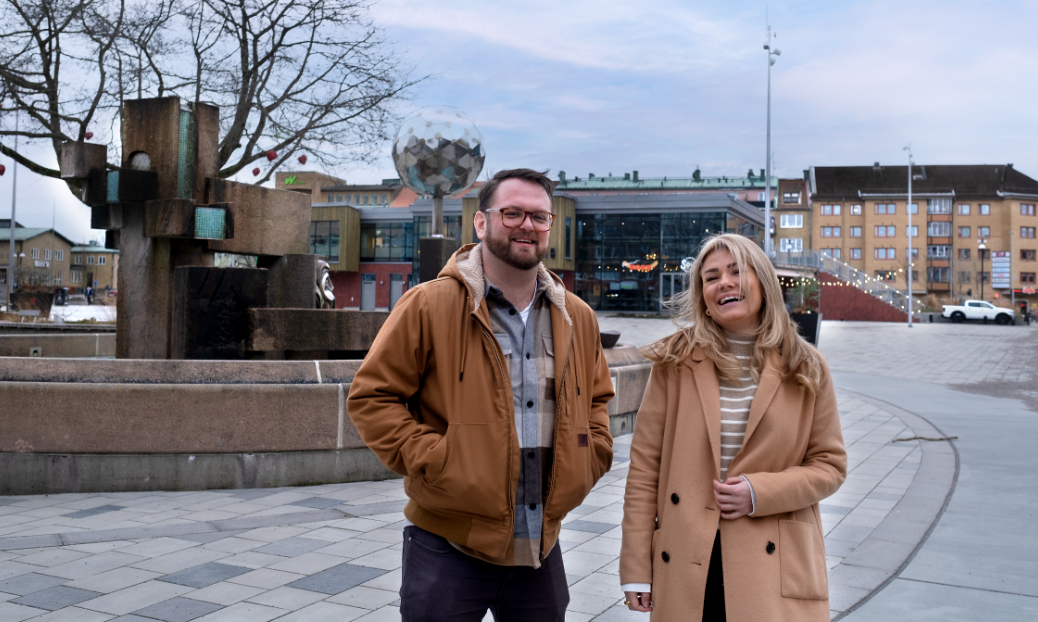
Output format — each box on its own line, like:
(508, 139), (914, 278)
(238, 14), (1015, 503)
(819, 272), (909, 322)
(332, 263), (411, 309)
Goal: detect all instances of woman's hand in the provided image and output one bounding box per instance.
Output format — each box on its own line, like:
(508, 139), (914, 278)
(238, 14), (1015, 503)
(624, 591), (653, 612)
(713, 478), (752, 519)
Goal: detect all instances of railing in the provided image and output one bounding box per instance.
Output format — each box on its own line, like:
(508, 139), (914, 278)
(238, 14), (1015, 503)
(771, 250), (925, 315)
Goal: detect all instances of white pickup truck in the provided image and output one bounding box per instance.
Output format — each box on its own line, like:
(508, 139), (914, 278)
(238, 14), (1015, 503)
(941, 300), (1015, 325)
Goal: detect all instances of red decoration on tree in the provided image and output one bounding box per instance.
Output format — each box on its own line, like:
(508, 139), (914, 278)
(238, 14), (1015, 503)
(298, 155), (307, 165)
(85, 132), (94, 140)
(0, 164), (5, 176)
(252, 168), (260, 176)
(266, 150), (277, 161)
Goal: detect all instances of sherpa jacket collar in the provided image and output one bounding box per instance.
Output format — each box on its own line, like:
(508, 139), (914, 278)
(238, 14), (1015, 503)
(445, 243), (572, 326)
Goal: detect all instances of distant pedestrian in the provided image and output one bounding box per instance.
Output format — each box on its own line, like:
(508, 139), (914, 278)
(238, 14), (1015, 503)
(86, 287), (93, 305)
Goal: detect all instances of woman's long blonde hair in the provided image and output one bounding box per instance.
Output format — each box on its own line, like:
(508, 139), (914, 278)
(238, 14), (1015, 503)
(642, 233), (822, 394)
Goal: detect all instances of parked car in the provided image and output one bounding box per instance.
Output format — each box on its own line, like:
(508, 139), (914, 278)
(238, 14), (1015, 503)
(941, 300), (1015, 325)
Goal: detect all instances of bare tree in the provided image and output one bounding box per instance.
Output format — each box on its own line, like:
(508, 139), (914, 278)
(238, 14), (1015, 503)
(0, 0), (422, 193)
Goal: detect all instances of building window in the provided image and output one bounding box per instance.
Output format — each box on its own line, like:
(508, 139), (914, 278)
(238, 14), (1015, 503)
(979, 226), (990, 238)
(874, 225), (895, 237)
(54, 271), (62, 286)
(928, 267), (951, 283)
(957, 204), (971, 215)
(98, 256), (106, 265)
(959, 248), (971, 260)
(958, 226), (970, 238)
(874, 270), (896, 282)
(74, 255), (83, 265)
(780, 214), (803, 228)
(820, 226), (841, 237)
(820, 204), (841, 215)
(927, 222), (952, 237)
(87, 256), (95, 265)
(979, 249), (989, 260)
(874, 203), (895, 215)
(381, 193), (388, 205)
(43, 249), (52, 260)
(927, 245), (951, 259)
(874, 248), (896, 260)
(310, 220), (341, 263)
(906, 225), (919, 237)
(31, 248), (40, 259)
(850, 248), (862, 259)
(1022, 272), (1036, 284)
(1022, 250), (1036, 261)
(779, 238), (803, 252)
(958, 271), (971, 284)
(783, 192), (800, 204)
(822, 248), (841, 260)
(849, 204), (862, 215)
(906, 247), (919, 259)
(72, 271), (82, 283)
(56, 250), (64, 261)
(849, 226), (862, 238)
(908, 203), (919, 214)
(928, 198), (952, 214)
(1022, 227), (1036, 239)
(980, 203), (990, 215)
(565, 217), (573, 260)
(1023, 204), (1036, 216)
(978, 271), (989, 283)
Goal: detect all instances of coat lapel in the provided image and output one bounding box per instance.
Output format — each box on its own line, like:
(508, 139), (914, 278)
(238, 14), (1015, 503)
(689, 350), (721, 476)
(743, 351), (782, 446)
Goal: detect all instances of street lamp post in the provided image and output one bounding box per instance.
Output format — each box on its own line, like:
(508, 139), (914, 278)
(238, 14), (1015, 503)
(904, 145), (913, 327)
(978, 238), (987, 301)
(764, 24), (780, 257)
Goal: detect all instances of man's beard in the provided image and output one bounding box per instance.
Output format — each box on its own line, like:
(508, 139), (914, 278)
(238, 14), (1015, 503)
(483, 228), (546, 270)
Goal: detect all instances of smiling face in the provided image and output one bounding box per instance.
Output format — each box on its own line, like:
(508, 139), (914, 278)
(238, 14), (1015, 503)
(474, 178), (552, 271)
(701, 248), (764, 335)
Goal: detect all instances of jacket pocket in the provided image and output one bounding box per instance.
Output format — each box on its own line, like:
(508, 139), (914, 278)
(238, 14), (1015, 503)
(546, 423), (594, 517)
(416, 422), (512, 520)
(778, 519), (828, 600)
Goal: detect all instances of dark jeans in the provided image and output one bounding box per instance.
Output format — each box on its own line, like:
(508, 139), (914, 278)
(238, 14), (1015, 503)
(703, 530), (726, 622)
(400, 525), (569, 622)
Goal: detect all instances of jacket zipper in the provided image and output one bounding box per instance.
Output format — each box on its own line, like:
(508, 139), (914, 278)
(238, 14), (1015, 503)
(475, 314), (518, 540)
(541, 325), (574, 558)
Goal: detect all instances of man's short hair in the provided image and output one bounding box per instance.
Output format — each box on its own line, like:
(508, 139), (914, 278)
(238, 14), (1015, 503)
(477, 168), (555, 212)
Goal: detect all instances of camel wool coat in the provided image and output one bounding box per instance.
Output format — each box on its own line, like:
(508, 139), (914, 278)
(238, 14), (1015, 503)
(619, 347), (846, 621)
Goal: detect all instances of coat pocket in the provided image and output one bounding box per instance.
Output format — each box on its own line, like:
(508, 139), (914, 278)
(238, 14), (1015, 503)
(778, 519), (828, 600)
(546, 423), (594, 517)
(416, 422), (512, 520)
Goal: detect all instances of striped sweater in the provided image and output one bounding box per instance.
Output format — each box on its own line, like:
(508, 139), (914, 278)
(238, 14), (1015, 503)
(719, 332), (758, 482)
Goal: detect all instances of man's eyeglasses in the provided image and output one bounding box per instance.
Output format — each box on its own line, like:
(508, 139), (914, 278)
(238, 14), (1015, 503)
(484, 208), (556, 232)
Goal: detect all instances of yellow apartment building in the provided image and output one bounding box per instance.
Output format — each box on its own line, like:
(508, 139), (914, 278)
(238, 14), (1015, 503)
(806, 164), (1038, 312)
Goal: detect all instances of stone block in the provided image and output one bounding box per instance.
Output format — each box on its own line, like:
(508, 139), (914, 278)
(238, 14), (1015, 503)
(60, 141), (107, 179)
(86, 167), (109, 206)
(248, 309), (389, 353)
(267, 255), (320, 309)
(91, 203), (125, 230)
(0, 357), (329, 384)
(0, 334), (115, 358)
(418, 237), (459, 283)
(145, 199), (196, 238)
(172, 267), (268, 359)
(205, 178), (310, 257)
(107, 169), (159, 203)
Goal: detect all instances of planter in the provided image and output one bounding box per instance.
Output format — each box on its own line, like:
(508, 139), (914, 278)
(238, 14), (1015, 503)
(600, 330), (621, 349)
(790, 312), (822, 346)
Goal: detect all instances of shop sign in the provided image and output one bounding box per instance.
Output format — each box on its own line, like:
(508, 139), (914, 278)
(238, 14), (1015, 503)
(991, 251), (1011, 289)
(622, 260), (658, 272)
(284, 175), (307, 186)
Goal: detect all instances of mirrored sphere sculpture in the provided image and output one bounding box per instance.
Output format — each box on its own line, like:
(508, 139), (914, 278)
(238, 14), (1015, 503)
(392, 106), (485, 198)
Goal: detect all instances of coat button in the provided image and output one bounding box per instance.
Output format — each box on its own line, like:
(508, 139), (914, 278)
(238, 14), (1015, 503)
(527, 451), (535, 459)
(661, 551), (670, 563)
(671, 493), (679, 504)
(766, 541), (775, 554)
(509, 308), (516, 315)
(527, 400), (534, 408)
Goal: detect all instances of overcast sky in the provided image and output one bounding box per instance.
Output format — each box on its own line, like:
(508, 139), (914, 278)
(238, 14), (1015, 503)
(5, 0), (1038, 243)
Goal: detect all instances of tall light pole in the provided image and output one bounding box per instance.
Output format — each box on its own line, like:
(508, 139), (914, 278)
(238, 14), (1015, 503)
(6, 112), (18, 311)
(904, 145), (913, 327)
(978, 238), (988, 301)
(764, 24), (780, 256)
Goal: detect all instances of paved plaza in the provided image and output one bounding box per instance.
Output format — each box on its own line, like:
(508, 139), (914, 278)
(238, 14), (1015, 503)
(1, 319), (1035, 621)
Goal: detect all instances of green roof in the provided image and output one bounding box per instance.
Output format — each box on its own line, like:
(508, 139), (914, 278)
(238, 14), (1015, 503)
(0, 227), (55, 241)
(555, 173), (778, 191)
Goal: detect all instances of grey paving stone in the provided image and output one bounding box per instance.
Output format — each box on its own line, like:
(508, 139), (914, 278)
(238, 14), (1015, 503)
(826, 563), (892, 591)
(60, 524), (217, 546)
(288, 563), (387, 595)
(564, 520), (617, 534)
(0, 535), (64, 551)
(132, 596), (224, 622)
(159, 563), (252, 588)
(11, 585), (102, 610)
(253, 537), (328, 558)
(338, 501), (408, 517)
(0, 572), (68, 596)
(592, 604), (648, 621)
(228, 490), (278, 501)
(110, 616), (159, 622)
(289, 498), (342, 510)
(175, 531), (248, 544)
(819, 504), (852, 515)
(841, 538), (916, 572)
(63, 505), (126, 519)
(865, 492), (902, 502)
(828, 584), (872, 613)
(208, 509), (343, 532)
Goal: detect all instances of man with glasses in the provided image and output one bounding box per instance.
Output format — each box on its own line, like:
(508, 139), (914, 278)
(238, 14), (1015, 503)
(348, 168), (614, 621)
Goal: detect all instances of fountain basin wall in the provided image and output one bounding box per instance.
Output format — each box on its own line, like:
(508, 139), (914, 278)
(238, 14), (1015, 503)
(0, 345), (650, 494)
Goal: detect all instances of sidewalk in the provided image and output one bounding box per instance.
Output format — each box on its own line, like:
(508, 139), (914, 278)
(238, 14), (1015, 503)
(1, 319), (1031, 621)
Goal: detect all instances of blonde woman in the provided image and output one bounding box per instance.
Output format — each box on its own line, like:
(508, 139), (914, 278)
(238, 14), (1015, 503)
(619, 234), (846, 621)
